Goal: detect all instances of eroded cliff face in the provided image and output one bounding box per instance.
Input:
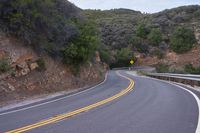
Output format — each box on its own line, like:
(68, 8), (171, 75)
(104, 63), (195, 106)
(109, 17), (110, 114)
(0, 33), (107, 106)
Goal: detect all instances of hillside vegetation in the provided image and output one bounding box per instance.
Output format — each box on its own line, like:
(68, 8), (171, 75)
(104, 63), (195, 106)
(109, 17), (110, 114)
(0, 0), (99, 67)
(0, 1), (200, 72)
(83, 6), (200, 69)
(0, 0), (107, 105)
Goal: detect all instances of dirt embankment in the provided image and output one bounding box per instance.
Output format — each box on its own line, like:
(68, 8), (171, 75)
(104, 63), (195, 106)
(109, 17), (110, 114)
(0, 33), (107, 107)
(139, 29), (200, 70)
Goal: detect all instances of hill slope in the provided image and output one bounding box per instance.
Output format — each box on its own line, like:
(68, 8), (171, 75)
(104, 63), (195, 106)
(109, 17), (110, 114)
(83, 5), (200, 71)
(0, 0), (107, 106)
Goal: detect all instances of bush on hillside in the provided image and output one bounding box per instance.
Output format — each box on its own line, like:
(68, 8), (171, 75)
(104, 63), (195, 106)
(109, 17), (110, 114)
(99, 49), (111, 64)
(61, 20), (99, 65)
(148, 28), (162, 46)
(170, 27), (196, 53)
(36, 57), (46, 71)
(155, 63), (169, 73)
(135, 24), (149, 39)
(184, 64), (200, 74)
(0, 59), (10, 74)
(111, 48), (134, 68)
(131, 36), (149, 53)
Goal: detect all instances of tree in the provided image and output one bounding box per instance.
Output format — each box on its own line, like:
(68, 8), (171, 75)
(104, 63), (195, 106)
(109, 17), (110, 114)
(148, 28), (162, 46)
(62, 20), (100, 65)
(111, 48), (134, 68)
(136, 24), (149, 39)
(170, 27), (196, 53)
(131, 36), (149, 53)
(99, 49), (111, 64)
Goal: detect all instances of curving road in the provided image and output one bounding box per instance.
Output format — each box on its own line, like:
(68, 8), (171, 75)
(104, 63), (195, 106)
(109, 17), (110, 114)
(0, 70), (199, 133)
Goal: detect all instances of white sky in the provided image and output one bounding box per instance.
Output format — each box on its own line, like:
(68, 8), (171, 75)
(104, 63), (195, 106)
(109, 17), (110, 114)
(68, 0), (200, 13)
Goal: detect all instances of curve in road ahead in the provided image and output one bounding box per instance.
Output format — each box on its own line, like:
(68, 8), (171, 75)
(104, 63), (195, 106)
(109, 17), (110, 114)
(0, 70), (199, 133)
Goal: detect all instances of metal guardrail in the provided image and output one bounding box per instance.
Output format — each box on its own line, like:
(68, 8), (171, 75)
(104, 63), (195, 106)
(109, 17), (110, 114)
(149, 73), (200, 78)
(147, 73), (200, 87)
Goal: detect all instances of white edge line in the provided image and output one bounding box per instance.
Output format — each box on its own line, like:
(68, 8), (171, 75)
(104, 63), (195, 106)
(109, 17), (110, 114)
(126, 71), (200, 133)
(0, 72), (108, 116)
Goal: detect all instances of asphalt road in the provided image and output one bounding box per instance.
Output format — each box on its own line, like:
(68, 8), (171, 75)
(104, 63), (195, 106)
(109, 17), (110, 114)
(0, 70), (199, 133)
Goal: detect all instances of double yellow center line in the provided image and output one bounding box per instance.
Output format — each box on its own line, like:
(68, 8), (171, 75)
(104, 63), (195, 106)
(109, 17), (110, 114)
(6, 71), (135, 133)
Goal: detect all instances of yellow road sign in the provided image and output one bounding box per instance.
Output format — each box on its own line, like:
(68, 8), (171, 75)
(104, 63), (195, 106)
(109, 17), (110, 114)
(130, 60), (134, 65)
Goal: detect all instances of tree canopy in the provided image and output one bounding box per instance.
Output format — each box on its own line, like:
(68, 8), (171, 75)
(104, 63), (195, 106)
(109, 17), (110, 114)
(170, 27), (196, 53)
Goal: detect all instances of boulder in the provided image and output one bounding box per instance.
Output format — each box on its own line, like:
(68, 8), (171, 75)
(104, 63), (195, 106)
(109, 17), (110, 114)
(29, 62), (39, 71)
(15, 62), (30, 77)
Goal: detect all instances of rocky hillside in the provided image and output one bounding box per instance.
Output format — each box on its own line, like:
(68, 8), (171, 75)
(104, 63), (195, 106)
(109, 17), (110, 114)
(0, 32), (107, 106)
(0, 0), (107, 106)
(0, 1), (200, 106)
(83, 5), (200, 71)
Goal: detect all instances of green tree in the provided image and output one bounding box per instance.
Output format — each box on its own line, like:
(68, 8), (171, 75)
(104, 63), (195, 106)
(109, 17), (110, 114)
(148, 28), (162, 46)
(62, 20), (100, 65)
(136, 24), (149, 39)
(170, 27), (196, 53)
(131, 36), (149, 53)
(131, 36), (141, 46)
(111, 48), (134, 68)
(99, 49), (111, 64)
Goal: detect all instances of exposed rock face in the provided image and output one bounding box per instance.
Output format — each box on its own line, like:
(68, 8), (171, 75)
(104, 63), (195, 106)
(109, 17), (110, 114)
(0, 33), (107, 106)
(30, 63), (39, 71)
(11, 54), (39, 77)
(15, 62), (30, 77)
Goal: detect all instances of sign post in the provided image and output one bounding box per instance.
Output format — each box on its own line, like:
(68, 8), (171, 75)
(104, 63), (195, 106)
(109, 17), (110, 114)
(129, 59), (134, 70)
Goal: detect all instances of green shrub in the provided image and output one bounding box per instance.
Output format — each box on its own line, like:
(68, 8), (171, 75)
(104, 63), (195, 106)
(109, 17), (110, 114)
(170, 27), (196, 53)
(148, 28), (162, 46)
(0, 59), (10, 74)
(155, 63), (169, 73)
(131, 36), (149, 53)
(154, 49), (164, 59)
(36, 58), (46, 71)
(131, 36), (141, 46)
(111, 48), (134, 68)
(99, 49), (110, 64)
(136, 43), (149, 54)
(61, 20), (99, 66)
(184, 64), (200, 74)
(136, 24), (149, 39)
